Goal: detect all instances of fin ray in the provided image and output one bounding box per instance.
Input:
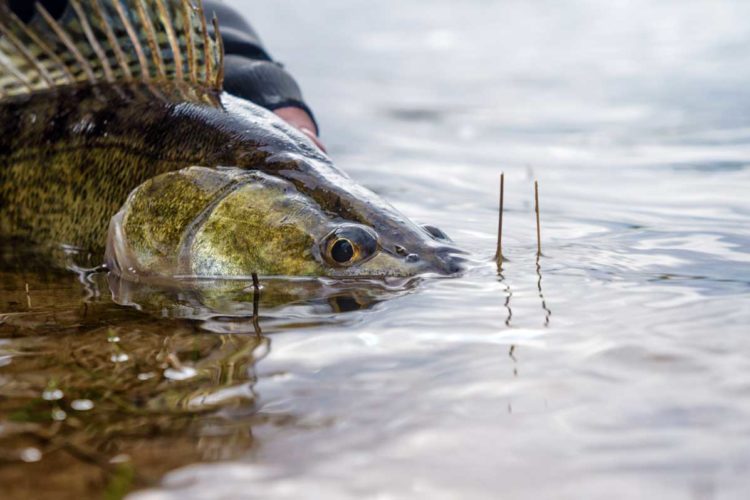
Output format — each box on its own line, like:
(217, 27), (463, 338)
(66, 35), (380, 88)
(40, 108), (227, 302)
(90, 0), (132, 78)
(69, 0), (115, 83)
(134, 0), (166, 78)
(36, 4), (98, 84)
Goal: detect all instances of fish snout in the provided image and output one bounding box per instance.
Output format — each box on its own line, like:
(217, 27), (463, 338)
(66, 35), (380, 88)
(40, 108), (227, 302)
(437, 246), (467, 275)
(417, 244), (467, 275)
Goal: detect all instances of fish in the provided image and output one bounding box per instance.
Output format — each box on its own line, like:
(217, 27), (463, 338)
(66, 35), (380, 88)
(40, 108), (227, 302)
(0, 0), (464, 280)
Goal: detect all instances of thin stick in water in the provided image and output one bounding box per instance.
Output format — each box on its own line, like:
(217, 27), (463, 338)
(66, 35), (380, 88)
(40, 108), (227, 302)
(534, 180), (542, 257)
(495, 173), (505, 265)
(251, 272), (261, 337)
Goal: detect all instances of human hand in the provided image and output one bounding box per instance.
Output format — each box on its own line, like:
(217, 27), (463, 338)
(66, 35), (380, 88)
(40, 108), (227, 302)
(274, 106), (326, 153)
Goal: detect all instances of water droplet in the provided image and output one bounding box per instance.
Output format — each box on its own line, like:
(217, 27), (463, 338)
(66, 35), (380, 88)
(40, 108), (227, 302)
(42, 389), (63, 401)
(110, 353), (129, 363)
(164, 366), (197, 381)
(51, 408), (67, 421)
(110, 454), (131, 464)
(71, 399), (94, 411)
(20, 448), (42, 463)
(107, 329), (121, 343)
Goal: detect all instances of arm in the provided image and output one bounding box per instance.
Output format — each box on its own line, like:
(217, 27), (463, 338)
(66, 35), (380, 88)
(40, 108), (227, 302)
(204, 1), (325, 151)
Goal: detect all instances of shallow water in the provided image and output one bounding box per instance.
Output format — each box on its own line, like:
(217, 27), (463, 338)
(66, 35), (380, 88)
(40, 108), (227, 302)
(2, 0), (750, 498)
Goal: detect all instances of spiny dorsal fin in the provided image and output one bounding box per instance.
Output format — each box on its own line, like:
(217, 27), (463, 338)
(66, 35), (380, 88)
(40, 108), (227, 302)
(0, 0), (224, 100)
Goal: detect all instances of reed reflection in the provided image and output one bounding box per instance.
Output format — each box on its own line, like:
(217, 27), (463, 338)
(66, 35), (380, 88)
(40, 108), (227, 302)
(536, 258), (552, 328)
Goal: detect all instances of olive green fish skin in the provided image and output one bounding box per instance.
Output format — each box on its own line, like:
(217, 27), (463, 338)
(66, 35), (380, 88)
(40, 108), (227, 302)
(0, 84), (266, 251)
(0, 83), (464, 278)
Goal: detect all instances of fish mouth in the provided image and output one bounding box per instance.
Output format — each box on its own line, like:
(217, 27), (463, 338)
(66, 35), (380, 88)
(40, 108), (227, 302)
(430, 245), (469, 275)
(385, 243), (468, 277)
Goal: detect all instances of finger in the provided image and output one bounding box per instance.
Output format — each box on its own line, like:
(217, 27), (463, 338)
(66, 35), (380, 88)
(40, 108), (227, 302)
(300, 127), (328, 153)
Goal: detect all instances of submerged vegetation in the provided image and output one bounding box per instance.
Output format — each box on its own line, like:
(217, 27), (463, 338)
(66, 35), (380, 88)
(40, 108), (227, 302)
(0, 270), (262, 498)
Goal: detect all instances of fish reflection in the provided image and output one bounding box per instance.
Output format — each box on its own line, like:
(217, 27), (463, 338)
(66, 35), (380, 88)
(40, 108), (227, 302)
(107, 272), (418, 327)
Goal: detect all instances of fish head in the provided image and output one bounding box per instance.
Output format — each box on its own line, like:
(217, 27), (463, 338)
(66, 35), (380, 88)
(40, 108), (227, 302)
(105, 165), (465, 281)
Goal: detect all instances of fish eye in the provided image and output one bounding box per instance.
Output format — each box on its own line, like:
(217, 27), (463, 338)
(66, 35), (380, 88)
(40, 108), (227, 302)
(331, 238), (355, 263)
(323, 224), (379, 267)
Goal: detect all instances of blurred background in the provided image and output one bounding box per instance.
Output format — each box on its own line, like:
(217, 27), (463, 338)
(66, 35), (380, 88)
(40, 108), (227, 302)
(237, 0), (750, 169)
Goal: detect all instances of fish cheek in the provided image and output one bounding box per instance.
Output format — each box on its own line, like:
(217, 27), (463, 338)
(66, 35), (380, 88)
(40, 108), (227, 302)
(188, 186), (325, 277)
(121, 168), (231, 275)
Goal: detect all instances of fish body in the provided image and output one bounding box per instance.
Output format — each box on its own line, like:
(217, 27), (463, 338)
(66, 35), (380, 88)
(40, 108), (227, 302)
(1, 83), (249, 250)
(0, 0), (463, 279)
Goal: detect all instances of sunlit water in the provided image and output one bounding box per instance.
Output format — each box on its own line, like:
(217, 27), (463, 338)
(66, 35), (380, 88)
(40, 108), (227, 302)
(2, 0), (750, 498)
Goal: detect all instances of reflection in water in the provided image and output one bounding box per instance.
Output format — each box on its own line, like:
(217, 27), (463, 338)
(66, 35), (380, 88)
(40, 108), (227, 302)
(536, 259), (552, 328)
(0, 246), (415, 499)
(498, 270), (513, 327)
(533, 181), (551, 327)
(107, 273), (417, 327)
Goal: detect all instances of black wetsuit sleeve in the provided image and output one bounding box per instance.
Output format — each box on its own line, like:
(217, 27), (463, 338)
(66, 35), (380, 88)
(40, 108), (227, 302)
(204, 1), (318, 133)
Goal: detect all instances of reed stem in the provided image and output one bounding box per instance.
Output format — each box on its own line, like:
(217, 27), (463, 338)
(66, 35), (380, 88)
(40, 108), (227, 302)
(534, 180), (542, 257)
(495, 173), (504, 265)
(251, 273), (261, 337)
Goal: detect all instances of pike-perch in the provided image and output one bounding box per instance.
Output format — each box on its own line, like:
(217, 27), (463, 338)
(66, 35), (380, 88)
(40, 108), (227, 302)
(0, 0), (463, 280)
